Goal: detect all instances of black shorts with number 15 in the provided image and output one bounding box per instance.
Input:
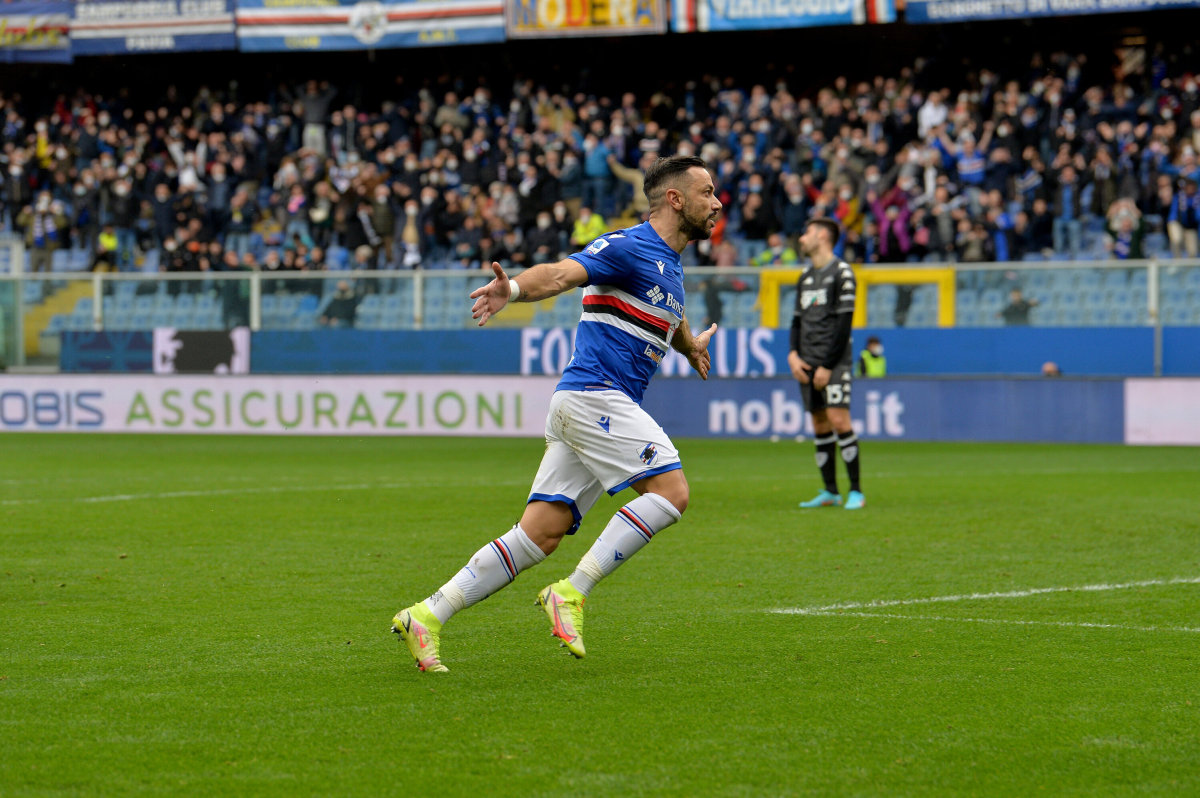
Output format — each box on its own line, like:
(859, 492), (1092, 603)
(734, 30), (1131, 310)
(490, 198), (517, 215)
(799, 365), (853, 412)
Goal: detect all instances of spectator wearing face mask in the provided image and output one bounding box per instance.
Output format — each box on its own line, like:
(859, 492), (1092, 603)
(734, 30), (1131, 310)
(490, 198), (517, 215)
(17, 191), (69, 272)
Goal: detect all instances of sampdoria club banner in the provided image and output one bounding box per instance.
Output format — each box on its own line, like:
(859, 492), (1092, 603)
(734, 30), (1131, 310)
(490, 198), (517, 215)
(71, 0), (237, 56)
(905, 0), (1200, 23)
(671, 0), (894, 32)
(505, 0), (666, 38)
(234, 0), (505, 51)
(0, 2), (72, 63)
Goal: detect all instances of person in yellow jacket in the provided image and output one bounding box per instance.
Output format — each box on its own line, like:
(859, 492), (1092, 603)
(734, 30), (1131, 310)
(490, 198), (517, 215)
(570, 206), (607, 247)
(856, 336), (887, 377)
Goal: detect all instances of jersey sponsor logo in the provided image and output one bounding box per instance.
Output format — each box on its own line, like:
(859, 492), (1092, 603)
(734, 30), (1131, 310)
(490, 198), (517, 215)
(638, 443), (658, 465)
(585, 238), (610, 255)
(646, 285), (665, 305)
(597, 415), (611, 433)
(644, 344), (663, 363)
(655, 259), (666, 274)
(801, 288), (828, 309)
(665, 293), (684, 315)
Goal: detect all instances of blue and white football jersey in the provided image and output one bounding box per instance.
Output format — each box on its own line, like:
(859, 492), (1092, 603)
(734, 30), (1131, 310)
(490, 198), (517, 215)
(557, 222), (685, 404)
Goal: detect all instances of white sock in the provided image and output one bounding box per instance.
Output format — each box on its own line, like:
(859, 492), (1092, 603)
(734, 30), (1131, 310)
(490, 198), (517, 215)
(569, 492), (681, 597)
(424, 524), (546, 625)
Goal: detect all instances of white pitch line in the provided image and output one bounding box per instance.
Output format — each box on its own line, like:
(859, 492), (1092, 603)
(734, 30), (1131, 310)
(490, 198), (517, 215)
(0, 477), (532, 506)
(800, 610), (1200, 635)
(773, 576), (1200, 615)
(1, 482), (410, 506)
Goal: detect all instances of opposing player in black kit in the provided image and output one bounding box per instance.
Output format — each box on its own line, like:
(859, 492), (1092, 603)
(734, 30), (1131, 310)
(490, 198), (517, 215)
(787, 218), (865, 510)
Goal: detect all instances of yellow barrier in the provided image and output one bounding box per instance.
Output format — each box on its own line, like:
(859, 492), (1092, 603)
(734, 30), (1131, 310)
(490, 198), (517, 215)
(758, 266), (957, 328)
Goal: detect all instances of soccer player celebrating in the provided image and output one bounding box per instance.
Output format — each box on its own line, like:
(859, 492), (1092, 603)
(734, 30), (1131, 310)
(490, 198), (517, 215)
(392, 155), (722, 672)
(788, 217), (865, 510)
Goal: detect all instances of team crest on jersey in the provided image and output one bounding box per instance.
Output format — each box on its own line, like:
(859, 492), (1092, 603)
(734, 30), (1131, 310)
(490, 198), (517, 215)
(638, 443), (658, 465)
(801, 288), (827, 309)
(646, 285), (664, 305)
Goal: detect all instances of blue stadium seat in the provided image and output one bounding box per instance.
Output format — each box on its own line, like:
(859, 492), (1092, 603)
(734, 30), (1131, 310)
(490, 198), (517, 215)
(1060, 307), (1084, 326)
(1101, 270), (1128, 291)
(1163, 306), (1190, 325)
(1078, 270), (1103, 290)
(1029, 305), (1055, 326)
(979, 289), (1005, 312)
(1057, 291), (1080, 309)
(1144, 232), (1168, 256)
(1113, 306), (1138, 326)
(107, 309), (134, 329)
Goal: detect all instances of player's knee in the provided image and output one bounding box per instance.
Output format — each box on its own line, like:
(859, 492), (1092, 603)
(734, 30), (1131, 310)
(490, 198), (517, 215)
(655, 482), (690, 515)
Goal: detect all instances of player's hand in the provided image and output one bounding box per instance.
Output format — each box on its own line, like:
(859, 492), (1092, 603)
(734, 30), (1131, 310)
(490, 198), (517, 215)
(813, 366), (832, 391)
(788, 352), (811, 383)
(688, 322), (717, 380)
(469, 262), (512, 327)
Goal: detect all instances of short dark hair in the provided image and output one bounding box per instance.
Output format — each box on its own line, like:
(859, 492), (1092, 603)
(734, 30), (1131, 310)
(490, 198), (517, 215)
(644, 155), (710, 210)
(806, 217), (841, 246)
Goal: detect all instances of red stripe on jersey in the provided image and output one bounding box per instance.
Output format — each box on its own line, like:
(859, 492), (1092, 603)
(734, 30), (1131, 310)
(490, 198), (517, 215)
(582, 294), (671, 335)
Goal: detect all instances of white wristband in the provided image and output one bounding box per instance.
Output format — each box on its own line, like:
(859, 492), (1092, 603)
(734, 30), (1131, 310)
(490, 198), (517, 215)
(508, 278), (522, 304)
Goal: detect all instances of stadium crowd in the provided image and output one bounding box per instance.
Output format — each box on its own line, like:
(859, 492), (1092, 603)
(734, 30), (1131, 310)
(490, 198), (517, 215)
(2, 49), (1200, 290)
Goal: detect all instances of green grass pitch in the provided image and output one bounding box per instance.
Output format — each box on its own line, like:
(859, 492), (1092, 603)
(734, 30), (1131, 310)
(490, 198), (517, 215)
(3, 434), (1198, 796)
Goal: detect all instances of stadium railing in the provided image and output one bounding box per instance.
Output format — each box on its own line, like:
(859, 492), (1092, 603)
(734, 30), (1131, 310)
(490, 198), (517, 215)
(2, 253), (1199, 370)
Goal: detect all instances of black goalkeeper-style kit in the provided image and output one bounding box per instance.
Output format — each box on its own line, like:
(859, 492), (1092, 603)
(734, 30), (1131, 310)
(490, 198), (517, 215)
(790, 258), (857, 411)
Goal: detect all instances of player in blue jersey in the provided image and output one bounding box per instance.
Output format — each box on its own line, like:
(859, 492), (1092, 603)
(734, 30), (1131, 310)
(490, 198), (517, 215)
(392, 155), (722, 672)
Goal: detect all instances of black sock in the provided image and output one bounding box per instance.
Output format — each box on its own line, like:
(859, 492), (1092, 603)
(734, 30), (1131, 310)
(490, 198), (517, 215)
(814, 433), (839, 493)
(838, 431), (861, 493)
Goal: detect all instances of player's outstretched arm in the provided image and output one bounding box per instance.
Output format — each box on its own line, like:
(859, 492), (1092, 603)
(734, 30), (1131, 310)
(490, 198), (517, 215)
(672, 316), (718, 380)
(470, 260), (588, 327)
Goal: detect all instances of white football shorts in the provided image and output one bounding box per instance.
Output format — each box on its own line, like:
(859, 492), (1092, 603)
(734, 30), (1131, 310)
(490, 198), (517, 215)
(528, 390), (681, 533)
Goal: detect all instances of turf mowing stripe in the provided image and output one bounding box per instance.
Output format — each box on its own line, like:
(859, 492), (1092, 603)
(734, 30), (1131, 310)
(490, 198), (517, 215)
(772, 575), (1200, 615)
(797, 610), (1200, 635)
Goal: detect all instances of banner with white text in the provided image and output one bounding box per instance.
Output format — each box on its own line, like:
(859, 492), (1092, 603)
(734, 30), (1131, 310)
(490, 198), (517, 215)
(905, 0), (1200, 23)
(235, 0), (505, 51)
(71, 0), (237, 56)
(671, 0), (894, 32)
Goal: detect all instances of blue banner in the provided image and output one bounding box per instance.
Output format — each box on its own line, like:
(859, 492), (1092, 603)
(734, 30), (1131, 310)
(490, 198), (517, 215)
(906, 0), (1200, 23)
(671, 0), (894, 32)
(235, 0), (505, 52)
(65, 326), (1198, 378)
(71, 0), (236, 56)
(251, 329), (525, 373)
(0, 2), (71, 63)
(61, 331), (154, 373)
(641, 377), (1126, 442)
